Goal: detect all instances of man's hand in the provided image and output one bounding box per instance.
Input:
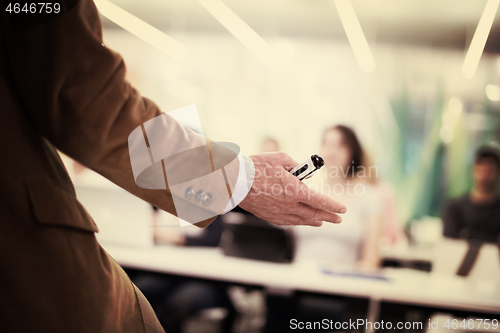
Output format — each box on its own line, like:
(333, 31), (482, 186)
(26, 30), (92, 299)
(239, 152), (346, 227)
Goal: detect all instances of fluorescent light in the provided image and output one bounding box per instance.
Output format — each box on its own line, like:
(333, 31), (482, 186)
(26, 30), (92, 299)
(486, 84), (500, 101)
(197, 0), (273, 67)
(462, 0), (500, 79)
(334, 0), (376, 73)
(94, 0), (188, 61)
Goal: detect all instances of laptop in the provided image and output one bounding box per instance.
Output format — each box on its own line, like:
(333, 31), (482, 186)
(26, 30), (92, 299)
(219, 209), (295, 263)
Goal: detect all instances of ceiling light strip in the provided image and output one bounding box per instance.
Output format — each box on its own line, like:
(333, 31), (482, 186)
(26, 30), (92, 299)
(197, 0), (273, 66)
(462, 0), (500, 79)
(94, 0), (188, 61)
(334, 0), (376, 73)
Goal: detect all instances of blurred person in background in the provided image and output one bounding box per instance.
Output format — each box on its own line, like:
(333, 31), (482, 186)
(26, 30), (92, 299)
(265, 126), (385, 332)
(260, 137), (280, 153)
(294, 125), (384, 270)
(442, 144), (500, 244)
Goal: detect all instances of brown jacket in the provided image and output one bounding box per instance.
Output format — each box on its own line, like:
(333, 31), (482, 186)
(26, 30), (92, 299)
(0, 0), (235, 331)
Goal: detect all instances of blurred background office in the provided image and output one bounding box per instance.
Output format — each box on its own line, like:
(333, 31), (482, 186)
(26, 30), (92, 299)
(60, 0), (500, 332)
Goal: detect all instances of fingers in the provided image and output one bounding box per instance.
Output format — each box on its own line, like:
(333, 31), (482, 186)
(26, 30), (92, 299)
(280, 214), (324, 227)
(295, 181), (347, 214)
(290, 203), (342, 224)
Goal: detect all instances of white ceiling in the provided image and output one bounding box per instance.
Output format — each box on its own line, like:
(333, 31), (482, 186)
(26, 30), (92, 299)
(101, 0), (500, 52)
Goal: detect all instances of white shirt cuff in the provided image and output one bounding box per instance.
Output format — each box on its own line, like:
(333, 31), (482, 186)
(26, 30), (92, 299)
(222, 154), (255, 214)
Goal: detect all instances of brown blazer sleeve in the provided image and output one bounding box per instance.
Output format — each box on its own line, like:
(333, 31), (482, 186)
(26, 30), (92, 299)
(2, 0), (238, 227)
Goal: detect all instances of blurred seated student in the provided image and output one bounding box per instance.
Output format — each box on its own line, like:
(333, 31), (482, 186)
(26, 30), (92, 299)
(442, 144), (500, 244)
(294, 125), (383, 270)
(265, 126), (384, 333)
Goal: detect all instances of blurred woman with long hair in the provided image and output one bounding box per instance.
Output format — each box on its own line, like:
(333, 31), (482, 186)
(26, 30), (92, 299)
(294, 125), (383, 270)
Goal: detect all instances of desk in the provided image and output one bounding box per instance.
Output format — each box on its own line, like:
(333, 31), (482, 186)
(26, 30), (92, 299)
(69, 165), (500, 315)
(103, 244), (500, 317)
